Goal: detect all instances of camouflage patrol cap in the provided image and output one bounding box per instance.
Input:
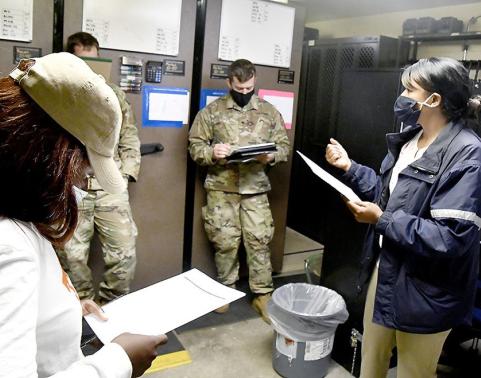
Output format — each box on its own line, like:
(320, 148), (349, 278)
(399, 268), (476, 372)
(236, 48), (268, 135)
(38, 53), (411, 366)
(9, 52), (125, 194)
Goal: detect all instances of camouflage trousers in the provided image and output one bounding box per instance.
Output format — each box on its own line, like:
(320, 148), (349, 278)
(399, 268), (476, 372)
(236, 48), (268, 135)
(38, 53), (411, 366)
(202, 190), (274, 294)
(56, 188), (137, 302)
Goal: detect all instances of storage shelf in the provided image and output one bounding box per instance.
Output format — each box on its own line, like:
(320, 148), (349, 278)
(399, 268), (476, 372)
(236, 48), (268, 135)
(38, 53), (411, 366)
(399, 31), (481, 61)
(399, 31), (481, 43)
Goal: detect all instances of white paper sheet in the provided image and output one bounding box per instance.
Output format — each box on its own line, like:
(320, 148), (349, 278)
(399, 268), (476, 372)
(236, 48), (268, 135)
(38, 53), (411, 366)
(85, 269), (245, 344)
(0, 0), (33, 42)
(296, 151), (361, 202)
(148, 91), (190, 124)
(206, 95), (220, 106)
(262, 95), (293, 124)
(258, 89), (294, 129)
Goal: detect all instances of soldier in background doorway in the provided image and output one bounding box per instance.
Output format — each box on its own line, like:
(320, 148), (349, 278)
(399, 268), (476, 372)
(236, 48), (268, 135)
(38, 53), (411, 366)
(188, 59), (290, 323)
(56, 32), (141, 304)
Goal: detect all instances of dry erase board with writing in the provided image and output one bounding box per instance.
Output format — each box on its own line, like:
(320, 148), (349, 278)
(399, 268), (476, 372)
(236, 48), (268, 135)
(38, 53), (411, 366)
(82, 0), (182, 56)
(0, 0), (33, 42)
(218, 0), (295, 68)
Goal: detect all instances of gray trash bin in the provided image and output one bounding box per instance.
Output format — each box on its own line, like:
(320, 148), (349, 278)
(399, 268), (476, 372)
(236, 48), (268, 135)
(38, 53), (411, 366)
(267, 283), (349, 378)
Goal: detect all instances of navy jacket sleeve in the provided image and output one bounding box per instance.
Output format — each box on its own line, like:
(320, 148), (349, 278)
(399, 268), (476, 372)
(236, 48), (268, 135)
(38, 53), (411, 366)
(375, 159), (481, 258)
(342, 160), (382, 202)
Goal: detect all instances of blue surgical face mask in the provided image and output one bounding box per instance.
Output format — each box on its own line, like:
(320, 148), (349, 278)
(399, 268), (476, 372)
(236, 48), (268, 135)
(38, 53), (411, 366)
(73, 185), (88, 204)
(393, 93), (435, 126)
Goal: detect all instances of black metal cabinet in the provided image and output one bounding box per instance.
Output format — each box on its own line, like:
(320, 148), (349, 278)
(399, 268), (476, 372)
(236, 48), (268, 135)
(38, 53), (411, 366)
(288, 36), (404, 242)
(288, 35), (406, 375)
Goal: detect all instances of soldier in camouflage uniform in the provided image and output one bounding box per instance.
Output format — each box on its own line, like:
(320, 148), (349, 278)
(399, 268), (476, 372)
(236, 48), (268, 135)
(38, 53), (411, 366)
(56, 32), (141, 303)
(189, 59), (290, 322)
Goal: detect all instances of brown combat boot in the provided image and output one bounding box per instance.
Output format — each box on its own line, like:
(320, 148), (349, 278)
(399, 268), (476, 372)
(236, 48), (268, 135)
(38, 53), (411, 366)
(213, 283), (236, 314)
(214, 303), (230, 314)
(252, 293), (272, 324)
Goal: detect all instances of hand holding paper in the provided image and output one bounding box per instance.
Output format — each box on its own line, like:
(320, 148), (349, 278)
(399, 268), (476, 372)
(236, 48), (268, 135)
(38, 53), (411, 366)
(296, 151), (360, 202)
(81, 299), (108, 321)
(85, 269), (245, 344)
(345, 200), (383, 224)
(112, 333), (168, 377)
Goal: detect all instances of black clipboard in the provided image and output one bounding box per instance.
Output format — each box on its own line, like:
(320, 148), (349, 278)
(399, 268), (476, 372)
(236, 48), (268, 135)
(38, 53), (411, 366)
(226, 143), (276, 162)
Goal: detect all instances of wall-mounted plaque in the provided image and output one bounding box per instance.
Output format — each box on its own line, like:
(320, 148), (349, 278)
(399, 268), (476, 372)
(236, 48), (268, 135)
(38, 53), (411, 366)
(13, 46), (42, 64)
(164, 59), (185, 75)
(277, 69), (295, 84)
(210, 63), (230, 79)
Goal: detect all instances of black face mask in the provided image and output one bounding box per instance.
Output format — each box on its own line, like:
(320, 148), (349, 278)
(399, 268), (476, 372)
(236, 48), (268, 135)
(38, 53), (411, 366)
(393, 95), (421, 126)
(230, 89), (254, 108)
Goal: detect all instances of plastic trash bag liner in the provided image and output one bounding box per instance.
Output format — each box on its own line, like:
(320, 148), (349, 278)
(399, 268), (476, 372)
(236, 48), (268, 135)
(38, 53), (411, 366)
(268, 283), (349, 341)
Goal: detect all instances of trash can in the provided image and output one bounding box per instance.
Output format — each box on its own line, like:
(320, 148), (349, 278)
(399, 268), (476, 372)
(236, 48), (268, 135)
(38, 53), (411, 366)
(268, 283), (349, 378)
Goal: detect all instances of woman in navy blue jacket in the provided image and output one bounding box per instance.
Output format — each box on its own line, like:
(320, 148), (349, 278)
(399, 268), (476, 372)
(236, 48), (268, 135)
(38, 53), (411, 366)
(326, 57), (481, 378)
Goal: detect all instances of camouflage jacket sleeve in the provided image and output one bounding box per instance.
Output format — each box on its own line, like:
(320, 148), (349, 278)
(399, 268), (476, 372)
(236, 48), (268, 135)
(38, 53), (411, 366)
(112, 85), (141, 181)
(188, 108), (215, 166)
(270, 109), (290, 165)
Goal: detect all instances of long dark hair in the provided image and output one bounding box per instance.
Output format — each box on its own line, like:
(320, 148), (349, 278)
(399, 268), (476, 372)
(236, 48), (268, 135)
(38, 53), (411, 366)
(0, 77), (87, 246)
(401, 57), (481, 123)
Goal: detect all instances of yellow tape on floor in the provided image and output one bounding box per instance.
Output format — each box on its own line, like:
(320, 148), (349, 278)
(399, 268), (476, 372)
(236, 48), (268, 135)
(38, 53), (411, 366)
(145, 350), (192, 374)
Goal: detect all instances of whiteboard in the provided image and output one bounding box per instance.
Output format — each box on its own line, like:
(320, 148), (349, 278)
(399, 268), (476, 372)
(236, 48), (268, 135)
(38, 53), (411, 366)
(82, 0), (182, 56)
(218, 0), (295, 68)
(0, 0), (33, 42)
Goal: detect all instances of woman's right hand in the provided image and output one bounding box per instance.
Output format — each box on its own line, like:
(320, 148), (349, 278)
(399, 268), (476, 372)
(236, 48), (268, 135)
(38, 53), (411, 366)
(325, 138), (351, 172)
(112, 333), (168, 377)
